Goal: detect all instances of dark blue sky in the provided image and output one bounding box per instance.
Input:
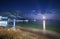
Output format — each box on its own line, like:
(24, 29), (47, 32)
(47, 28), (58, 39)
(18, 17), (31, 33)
(0, 0), (60, 19)
(0, 0), (60, 11)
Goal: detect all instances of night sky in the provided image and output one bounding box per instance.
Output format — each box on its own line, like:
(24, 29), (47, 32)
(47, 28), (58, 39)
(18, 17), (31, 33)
(0, 0), (60, 20)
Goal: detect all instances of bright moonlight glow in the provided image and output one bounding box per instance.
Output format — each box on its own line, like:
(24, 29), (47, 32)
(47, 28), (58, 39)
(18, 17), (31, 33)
(43, 16), (46, 19)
